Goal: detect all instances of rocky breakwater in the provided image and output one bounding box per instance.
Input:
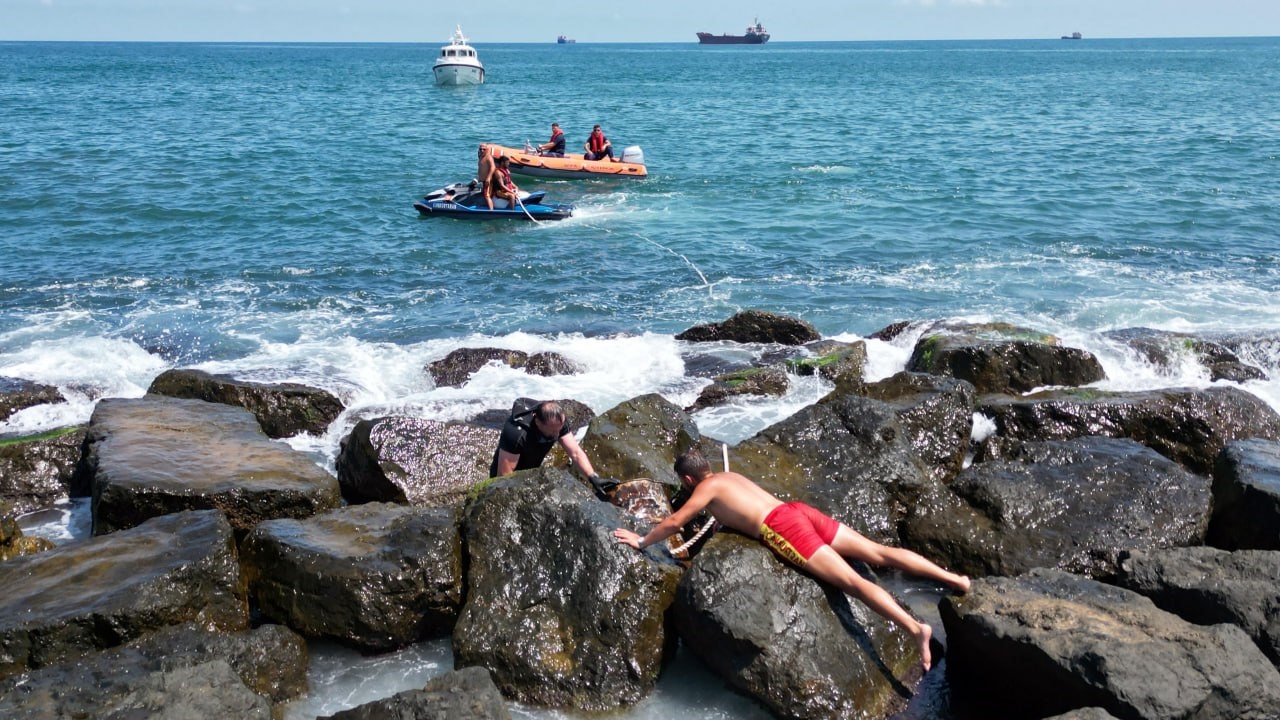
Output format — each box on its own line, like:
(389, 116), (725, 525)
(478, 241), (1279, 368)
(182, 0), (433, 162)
(147, 368), (346, 438)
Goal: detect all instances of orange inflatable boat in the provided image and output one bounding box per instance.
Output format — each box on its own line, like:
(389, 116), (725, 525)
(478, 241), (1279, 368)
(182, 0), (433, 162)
(480, 143), (647, 179)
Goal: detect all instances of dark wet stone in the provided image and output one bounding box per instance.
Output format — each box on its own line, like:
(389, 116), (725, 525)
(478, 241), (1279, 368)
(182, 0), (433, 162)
(902, 437), (1210, 579)
(1208, 438), (1280, 550)
(855, 371), (975, 485)
(147, 368), (345, 438)
(426, 348), (580, 388)
(77, 396), (341, 535)
(908, 328), (1106, 394)
(0, 376), (63, 422)
(674, 533), (923, 720)
(319, 666), (511, 720)
(679, 350), (755, 379)
(241, 503), (462, 651)
(676, 310), (821, 345)
(577, 393), (704, 486)
(0, 623), (306, 719)
(0, 426), (85, 515)
(335, 416), (496, 506)
(1115, 546), (1280, 666)
(941, 569), (1280, 720)
(0, 510), (248, 679)
(686, 366), (790, 411)
(454, 467), (682, 711)
(1103, 328), (1269, 383)
(784, 339), (868, 388)
(867, 320), (914, 342)
(977, 385), (1280, 475)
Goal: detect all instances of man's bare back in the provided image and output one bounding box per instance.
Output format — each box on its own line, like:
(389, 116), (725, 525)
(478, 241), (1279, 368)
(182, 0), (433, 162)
(689, 471), (782, 539)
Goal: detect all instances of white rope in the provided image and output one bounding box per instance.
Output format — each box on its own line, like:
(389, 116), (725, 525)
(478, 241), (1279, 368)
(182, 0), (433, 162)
(668, 443), (728, 555)
(514, 193), (540, 224)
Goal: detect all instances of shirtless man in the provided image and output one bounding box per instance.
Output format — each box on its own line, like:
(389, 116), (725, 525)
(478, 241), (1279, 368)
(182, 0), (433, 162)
(476, 145), (497, 209)
(613, 447), (970, 670)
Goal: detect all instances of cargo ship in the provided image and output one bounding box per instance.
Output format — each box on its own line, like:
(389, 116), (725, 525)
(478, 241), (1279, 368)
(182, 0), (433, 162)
(697, 18), (769, 45)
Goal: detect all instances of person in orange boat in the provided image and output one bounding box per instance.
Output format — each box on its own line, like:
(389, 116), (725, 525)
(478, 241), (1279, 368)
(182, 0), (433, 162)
(535, 122), (566, 157)
(583, 125), (615, 162)
(613, 447), (971, 671)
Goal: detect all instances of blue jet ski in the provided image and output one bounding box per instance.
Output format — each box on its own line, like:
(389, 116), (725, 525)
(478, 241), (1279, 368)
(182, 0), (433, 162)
(413, 181), (574, 221)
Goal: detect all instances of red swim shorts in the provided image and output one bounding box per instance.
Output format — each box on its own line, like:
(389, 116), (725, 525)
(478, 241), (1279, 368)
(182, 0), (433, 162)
(760, 501), (839, 565)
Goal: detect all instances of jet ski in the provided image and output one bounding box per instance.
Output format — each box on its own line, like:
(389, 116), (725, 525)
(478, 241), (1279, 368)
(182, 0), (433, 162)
(413, 181), (574, 221)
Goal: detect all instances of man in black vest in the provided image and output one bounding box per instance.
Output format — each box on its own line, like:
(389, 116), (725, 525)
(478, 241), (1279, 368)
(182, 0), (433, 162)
(489, 400), (616, 495)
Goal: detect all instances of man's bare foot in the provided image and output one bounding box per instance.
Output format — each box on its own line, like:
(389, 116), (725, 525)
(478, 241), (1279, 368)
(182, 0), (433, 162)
(915, 623), (933, 671)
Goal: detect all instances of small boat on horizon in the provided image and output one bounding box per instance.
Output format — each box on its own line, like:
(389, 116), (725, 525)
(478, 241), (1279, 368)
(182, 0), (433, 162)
(697, 18), (770, 45)
(557, 35), (576, 44)
(433, 25), (484, 86)
(1061, 31), (1083, 40)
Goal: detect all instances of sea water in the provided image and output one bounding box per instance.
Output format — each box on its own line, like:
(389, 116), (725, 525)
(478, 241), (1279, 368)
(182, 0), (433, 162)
(4, 37), (1280, 717)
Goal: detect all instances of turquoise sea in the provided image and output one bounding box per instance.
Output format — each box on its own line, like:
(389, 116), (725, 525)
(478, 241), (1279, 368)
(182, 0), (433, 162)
(4, 36), (1280, 718)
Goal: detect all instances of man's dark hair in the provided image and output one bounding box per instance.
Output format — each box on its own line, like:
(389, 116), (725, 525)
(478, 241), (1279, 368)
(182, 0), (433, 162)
(674, 447), (711, 480)
(535, 401), (566, 426)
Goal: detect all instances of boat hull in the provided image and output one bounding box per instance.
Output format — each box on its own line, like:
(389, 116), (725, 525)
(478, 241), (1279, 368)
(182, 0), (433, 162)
(413, 182), (572, 221)
(482, 144), (647, 179)
(433, 63), (485, 86)
(696, 32), (769, 45)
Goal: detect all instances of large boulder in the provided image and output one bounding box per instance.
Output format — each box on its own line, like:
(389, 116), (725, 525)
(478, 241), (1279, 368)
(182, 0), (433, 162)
(0, 376), (63, 422)
(673, 533), (924, 720)
(578, 393), (705, 486)
(676, 310), (821, 345)
(0, 499), (54, 561)
(1103, 328), (1268, 383)
(0, 510), (248, 679)
(977, 386), (1280, 474)
(320, 666), (511, 720)
(728, 387), (936, 545)
(686, 366), (790, 411)
(77, 396), (341, 534)
(0, 624), (307, 718)
(0, 426), (85, 515)
(453, 467), (683, 711)
(427, 348), (579, 388)
(783, 339), (868, 389)
(1208, 438), (1280, 550)
(907, 325), (1106, 394)
(240, 503), (462, 651)
(854, 371), (976, 485)
(335, 416), (496, 506)
(147, 368), (345, 438)
(1114, 546), (1280, 666)
(901, 437), (1210, 579)
(941, 569), (1280, 720)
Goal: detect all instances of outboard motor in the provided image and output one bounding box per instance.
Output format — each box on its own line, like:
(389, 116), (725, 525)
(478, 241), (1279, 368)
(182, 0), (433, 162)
(620, 145), (645, 165)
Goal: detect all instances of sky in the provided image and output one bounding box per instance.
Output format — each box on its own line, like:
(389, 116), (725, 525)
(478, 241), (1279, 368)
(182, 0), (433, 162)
(1, 0), (1277, 43)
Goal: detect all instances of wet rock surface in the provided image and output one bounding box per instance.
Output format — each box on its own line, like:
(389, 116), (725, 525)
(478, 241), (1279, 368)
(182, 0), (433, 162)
(336, 416), (496, 505)
(0, 509), (248, 679)
(686, 366), (790, 411)
(79, 396), (341, 534)
(854, 371), (976, 485)
(907, 325), (1106, 394)
(319, 666), (511, 720)
(902, 437), (1210, 579)
(454, 467), (682, 711)
(0, 426), (85, 515)
(942, 569), (1280, 720)
(676, 310), (821, 345)
(0, 376), (63, 422)
(427, 348), (579, 388)
(0, 623), (307, 717)
(577, 393), (705, 485)
(241, 502), (462, 651)
(147, 368), (345, 438)
(1115, 546), (1280, 666)
(1208, 438), (1280, 550)
(977, 385), (1280, 474)
(783, 338), (868, 388)
(1103, 328), (1270, 383)
(674, 532), (923, 720)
